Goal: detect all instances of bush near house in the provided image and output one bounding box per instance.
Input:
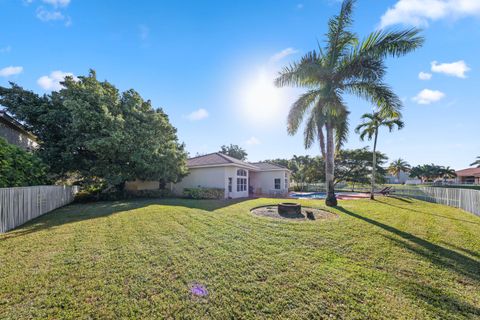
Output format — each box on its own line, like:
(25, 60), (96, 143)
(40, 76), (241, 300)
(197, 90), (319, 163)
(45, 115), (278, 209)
(0, 137), (48, 187)
(183, 187), (224, 199)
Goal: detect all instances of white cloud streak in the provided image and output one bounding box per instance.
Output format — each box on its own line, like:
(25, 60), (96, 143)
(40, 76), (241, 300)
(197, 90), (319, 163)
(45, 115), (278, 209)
(0, 66), (23, 77)
(42, 0), (70, 7)
(245, 136), (261, 146)
(37, 70), (76, 91)
(418, 71), (432, 80)
(431, 60), (470, 78)
(413, 89), (446, 105)
(186, 108), (209, 121)
(380, 0), (480, 28)
(269, 48), (298, 64)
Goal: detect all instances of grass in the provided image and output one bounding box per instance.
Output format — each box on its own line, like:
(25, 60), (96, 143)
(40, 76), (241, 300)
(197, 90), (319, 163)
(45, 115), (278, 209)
(1, 197), (479, 319)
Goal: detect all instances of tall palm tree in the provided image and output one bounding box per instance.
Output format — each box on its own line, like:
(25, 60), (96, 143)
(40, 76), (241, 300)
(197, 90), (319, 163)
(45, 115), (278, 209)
(441, 166), (457, 181)
(355, 112), (404, 199)
(471, 156), (480, 168)
(388, 159), (411, 182)
(275, 0), (423, 206)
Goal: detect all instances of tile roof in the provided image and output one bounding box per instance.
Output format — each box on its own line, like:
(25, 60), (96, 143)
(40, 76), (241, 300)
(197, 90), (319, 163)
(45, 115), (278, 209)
(250, 162), (287, 171)
(187, 153), (289, 171)
(187, 153), (258, 170)
(456, 167), (480, 177)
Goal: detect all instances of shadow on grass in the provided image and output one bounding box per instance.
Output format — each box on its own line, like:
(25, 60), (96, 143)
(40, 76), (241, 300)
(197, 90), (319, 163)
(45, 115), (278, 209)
(0, 198), (249, 240)
(400, 277), (480, 318)
(375, 197), (480, 226)
(336, 206), (480, 282)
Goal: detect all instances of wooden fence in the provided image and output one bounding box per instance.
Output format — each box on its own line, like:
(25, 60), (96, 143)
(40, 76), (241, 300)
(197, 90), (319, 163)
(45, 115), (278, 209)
(392, 186), (480, 216)
(0, 185), (79, 233)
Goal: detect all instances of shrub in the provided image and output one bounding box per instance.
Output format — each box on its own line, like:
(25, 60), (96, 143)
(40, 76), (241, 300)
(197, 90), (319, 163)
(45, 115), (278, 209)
(74, 188), (174, 203)
(0, 137), (49, 187)
(183, 187), (224, 199)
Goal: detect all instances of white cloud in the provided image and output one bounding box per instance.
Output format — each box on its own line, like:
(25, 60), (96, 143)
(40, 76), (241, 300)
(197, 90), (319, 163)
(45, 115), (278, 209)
(37, 70), (76, 91)
(0, 45), (11, 53)
(186, 108), (209, 121)
(380, 0), (480, 28)
(413, 89), (446, 105)
(36, 5), (71, 26)
(245, 136), (261, 146)
(42, 0), (70, 7)
(0, 66), (23, 77)
(418, 71), (432, 80)
(431, 60), (470, 78)
(269, 48), (298, 64)
(36, 7), (64, 21)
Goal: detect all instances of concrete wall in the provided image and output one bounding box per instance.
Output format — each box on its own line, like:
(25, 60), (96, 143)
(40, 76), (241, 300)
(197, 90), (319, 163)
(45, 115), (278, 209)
(0, 120), (38, 151)
(250, 170), (289, 196)
(172, 166), (228, 198)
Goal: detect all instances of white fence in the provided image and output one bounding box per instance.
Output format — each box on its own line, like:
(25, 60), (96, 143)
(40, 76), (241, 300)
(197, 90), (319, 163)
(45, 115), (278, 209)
(0, 185), (79, 233)
(393, 187), (480, 216)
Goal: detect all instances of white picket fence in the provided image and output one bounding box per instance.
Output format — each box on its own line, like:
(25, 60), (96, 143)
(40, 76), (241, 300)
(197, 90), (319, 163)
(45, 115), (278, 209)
(393, 187), (480, 216)
(0, 185), (79, 233)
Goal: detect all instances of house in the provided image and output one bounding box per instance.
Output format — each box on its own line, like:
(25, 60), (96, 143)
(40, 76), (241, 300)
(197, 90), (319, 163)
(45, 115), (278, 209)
(170, 153), (291, 198)
(385, 170), (410, 184)
(455, 167), (480, 185)
(0, 110), (38, 151)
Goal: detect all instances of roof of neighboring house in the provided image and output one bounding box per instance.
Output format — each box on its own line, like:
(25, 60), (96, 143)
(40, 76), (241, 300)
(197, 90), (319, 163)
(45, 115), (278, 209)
(187, 153), (289, 171)
(0, 110), (37, 140)
(250, 162), (288, 171)
(456, 167), (480, 177)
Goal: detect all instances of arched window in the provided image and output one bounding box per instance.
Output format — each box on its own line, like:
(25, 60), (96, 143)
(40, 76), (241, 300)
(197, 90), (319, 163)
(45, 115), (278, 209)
(236, 169), (247, 192)
(237, 169), (247, 177)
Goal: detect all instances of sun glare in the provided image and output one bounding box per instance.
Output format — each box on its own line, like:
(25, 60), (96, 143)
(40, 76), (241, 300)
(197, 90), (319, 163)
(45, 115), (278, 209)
(239, 68), (288, 126)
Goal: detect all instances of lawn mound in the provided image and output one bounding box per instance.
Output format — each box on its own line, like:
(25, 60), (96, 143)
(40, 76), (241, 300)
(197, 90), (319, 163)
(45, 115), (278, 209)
(251, 205), (337, 221)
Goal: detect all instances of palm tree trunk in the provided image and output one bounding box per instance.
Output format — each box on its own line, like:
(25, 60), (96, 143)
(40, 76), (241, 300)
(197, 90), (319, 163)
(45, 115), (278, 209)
(318, 126), (326, 159)
(370, 129), (378, 200)
(325, 121), (337, 206)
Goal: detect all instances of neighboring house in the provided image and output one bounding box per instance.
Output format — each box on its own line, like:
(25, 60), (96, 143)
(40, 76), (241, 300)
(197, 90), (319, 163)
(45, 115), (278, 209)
(0, 110), (38, 151)
(455, 167), (480, 185)
(385, 170), (410, 184)
(170, 153), (291, 199)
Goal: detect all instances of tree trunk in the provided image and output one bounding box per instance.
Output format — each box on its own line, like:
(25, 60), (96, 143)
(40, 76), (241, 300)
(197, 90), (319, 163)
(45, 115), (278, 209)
(318, 125), (326, 159)
(370, 129), (378, 200)
(325, 121), (337, 206)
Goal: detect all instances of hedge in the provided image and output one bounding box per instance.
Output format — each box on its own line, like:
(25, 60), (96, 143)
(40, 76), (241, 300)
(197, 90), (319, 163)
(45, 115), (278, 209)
(0, 137), (48, 188)
(183, 187), (224, 199)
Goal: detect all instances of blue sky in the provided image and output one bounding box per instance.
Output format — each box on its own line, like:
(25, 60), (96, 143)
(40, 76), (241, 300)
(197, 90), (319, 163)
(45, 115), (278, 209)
(1, 0), (479, 169)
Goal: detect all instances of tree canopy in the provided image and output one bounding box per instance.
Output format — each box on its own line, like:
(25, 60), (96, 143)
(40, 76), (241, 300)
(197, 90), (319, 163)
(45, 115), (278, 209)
(0, 137), (49, 187)
(0, 70), (188, 188)
(409, 164), (457, 182)
(219, 144), (248, 160)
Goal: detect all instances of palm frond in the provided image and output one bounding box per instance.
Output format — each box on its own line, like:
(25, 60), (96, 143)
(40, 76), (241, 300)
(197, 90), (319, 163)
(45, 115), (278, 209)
(343, 81), (402, 117)
(355, 28), (425, 59)
(287, 90), (321, 135)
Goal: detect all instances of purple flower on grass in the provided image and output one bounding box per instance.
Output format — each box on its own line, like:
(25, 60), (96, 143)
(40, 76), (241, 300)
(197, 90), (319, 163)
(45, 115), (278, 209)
(190, 283), (208, 297)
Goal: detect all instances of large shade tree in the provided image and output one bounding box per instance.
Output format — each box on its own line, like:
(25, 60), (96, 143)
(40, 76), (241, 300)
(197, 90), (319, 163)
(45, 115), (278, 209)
(355, 112), (404, 199)
(275, 0), (423, 206)
(0, 70), (188, 189)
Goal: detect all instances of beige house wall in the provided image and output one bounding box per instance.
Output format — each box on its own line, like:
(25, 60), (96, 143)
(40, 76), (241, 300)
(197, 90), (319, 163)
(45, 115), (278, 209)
(125, 180), (160, 191)
(250, 170), (290, 196)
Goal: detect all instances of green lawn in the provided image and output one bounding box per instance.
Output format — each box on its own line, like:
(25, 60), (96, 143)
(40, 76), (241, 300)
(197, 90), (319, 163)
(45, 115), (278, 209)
(1, 197), (479, 319)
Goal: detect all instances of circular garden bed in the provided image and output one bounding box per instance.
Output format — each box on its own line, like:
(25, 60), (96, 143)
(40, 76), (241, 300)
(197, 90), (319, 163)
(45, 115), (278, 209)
(251, 204), (337, 221)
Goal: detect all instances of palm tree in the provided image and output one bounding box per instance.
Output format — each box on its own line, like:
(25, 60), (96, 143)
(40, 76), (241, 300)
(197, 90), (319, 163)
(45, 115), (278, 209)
(275, 0), (423, 206)
(355, 112), (404, 199)
(471, 156), (480, 168)
(388, 159), (411, 182)
(441, 166), (457, 182)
